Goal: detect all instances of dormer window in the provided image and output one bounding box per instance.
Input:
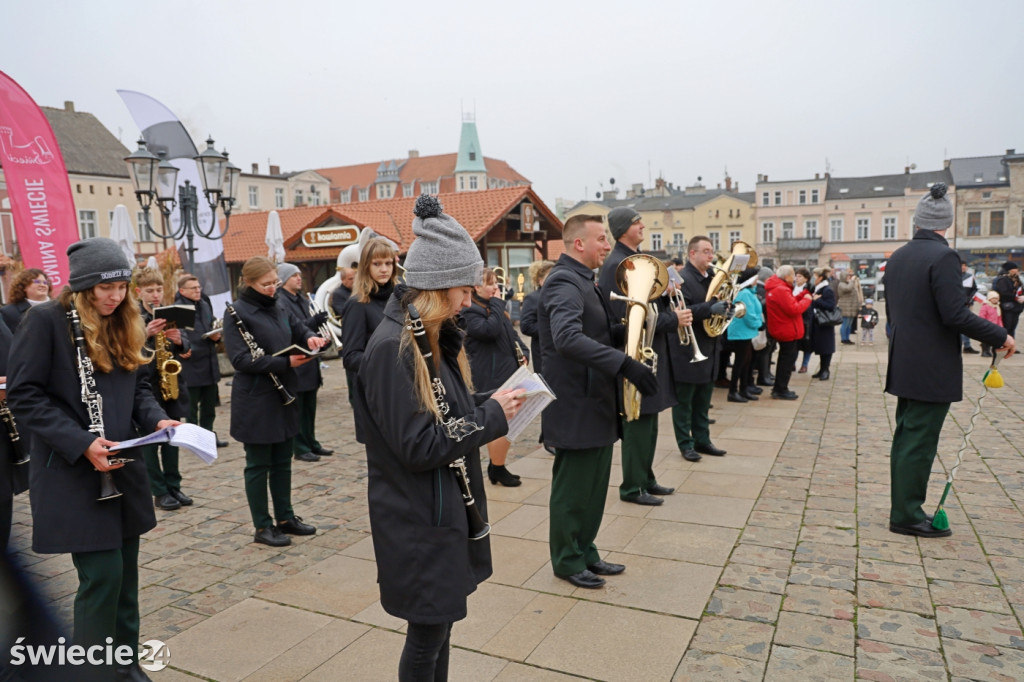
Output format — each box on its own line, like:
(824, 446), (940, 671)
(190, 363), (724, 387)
(469, 151), (476, 161)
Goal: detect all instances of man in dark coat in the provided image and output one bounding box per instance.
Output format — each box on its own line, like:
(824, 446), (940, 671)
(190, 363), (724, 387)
(538, 214), (658, 589)
(993, 261), (1023, 340)
(669, 235), (731, 462)
(276, 263), (333, 462)
(885, 183), (1014, 538)
(176, 275), (226, 447)
(599, 207), (686, 505)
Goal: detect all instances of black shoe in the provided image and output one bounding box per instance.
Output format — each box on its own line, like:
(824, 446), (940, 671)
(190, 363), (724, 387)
(889, 520), (952, 538)
(708, 418), (716, 424)
(819, 369), (830, 381)
(981, 351), (993, 357)
(963, 347), (979, 354)
(756, 378), (775, 387)
(254, 526), (291, 547)
(587, 560), (626, 575)
(771, 390), (799, 400)
(154, 493), (181, 511)
(278, 516), (316, 535)
(727, 391), (748, 403)
(556, 569), (605, 589)
(682, 448), (702, 462)
(294, 451), (321, 462)
(695, 443), (727, 456)
(811, 370), (821, 378)
(116, 663), (153, 682)
(543, 444), (558, 455)
(622, 491), (664, 506)
(841, 340), (855, 345)
(487, 463), (522, 487)
(216, 439), (229, 448)
(743, 388), (760, 401)
(311, 446), (334, 456)
(647, 483), (675, 495)
(747, 385), (763, 395)
(169, 488), (193, 506)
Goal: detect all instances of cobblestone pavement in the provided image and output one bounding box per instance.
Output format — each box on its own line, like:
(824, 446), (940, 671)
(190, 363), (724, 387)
(9, 342), (1024, 680)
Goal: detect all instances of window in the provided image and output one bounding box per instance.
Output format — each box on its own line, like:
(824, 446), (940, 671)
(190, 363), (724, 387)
(830, 218), (844, 241)
(78, 210), (97, 239)
(811, 189), (819, 203)
(982, 191), (992, 199)
(774, 191), (782, 206)
(856, 217), (870, 240)
(671, 233), (686, 252)
(378, 184), (392, 199)
(729, 230), (741, 246)
(761, 221), (775, 243)
(403, 182), (415, 197)
(294, 189), (304, 206)
(991, 210), (1005, 235)
(358, 188), (369, 202)
(274, 187), (284, 208)
(761, 192), (769, 206)
(137, 211), (155, 242)
(469, 175), (478, 190)
(781, 221), (794, 239)
(799, 190), (807, 205)
(248, 186), (259, 208)
(883, 216), (897, 240)
(709, 231), (720, 251)
(421, 181), (438, 195)
(967, 211), (981, 235)
(805, 220), (818, 238)
(469, 151), (476, 161)
(459, 176), (465, 190)
(650, 233), (662, 251)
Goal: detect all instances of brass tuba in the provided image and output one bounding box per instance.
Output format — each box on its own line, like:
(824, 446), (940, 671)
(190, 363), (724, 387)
(610, 254), (668, 421)
(704, 241), (757, 337)
(156, 329), (182, 401)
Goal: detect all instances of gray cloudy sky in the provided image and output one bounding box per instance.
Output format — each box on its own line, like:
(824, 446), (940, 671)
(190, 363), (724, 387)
(3, 0), (1022, 207)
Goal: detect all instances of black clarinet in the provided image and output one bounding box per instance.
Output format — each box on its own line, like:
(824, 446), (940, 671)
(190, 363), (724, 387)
(0, 399), (28, 466)
(225, 303), (296, 405)
(406, 303), (489, 541)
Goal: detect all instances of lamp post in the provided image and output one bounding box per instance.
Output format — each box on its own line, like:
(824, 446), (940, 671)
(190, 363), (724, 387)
(125, 136), (240, 274)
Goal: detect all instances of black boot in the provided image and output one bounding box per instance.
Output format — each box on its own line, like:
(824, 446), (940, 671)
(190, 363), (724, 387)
(488, 462), (522, 487)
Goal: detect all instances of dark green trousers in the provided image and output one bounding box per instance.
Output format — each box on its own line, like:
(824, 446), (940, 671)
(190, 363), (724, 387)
(188, 384), (218, 432)
(672, 381), (714, 451)
(244, 440), (295, 530)
(619, 414), (659, 499)
(70, 537), (141, 663)
(293, 389), (322, 455)
(549, 445), (612, 576)
(142, 443), (180, 497)
(890, 397), (950, 526)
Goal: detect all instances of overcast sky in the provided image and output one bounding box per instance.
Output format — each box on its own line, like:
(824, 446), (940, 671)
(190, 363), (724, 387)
(3, 0), (1021, 207)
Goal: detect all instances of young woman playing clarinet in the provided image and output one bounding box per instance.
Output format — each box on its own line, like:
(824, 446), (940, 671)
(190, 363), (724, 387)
(8, 238), (180, 682)
(356, 195), (524, 681)
(222, 257), (327, 548)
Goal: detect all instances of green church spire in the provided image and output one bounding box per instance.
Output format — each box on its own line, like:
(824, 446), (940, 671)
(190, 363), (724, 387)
(455, 115), (486, 173)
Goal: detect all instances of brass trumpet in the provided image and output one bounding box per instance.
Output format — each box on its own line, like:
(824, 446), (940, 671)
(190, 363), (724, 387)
(667, 267), (707, 362)
(493, 266), (508, 299)
(704, 241), (757, 337)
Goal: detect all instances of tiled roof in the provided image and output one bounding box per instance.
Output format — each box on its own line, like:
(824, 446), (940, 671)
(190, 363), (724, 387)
(825, 169), (953, 200)
(9, 105), (132, 178)
(221, 186), (562, 264)
(316, 152), (530, 197)
(948, 156), (1009, 187)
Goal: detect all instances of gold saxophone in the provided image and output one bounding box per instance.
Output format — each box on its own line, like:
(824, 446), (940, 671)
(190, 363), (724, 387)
(156, 328), (182, 401)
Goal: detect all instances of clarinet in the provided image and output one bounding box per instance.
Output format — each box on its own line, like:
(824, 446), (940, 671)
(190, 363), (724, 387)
(0, 398), (28, 466)
(225, 304), (296, 405)
(68, 307), (125, 501)
(406, 303), (489, 541)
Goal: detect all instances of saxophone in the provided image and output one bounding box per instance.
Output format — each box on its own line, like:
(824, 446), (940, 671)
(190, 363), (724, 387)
(156, 328), (182, 401)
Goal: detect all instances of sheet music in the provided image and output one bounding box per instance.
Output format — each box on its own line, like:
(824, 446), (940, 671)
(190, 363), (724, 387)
(109, 423), (218, 464)
(495, 366), (556, 442)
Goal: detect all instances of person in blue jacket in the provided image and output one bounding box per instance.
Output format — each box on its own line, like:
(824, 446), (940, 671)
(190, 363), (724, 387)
(724, 267), (764, 402)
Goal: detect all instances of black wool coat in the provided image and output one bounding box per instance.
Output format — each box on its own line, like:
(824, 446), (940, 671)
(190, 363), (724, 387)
(276, 288), (322, 393)
(0, 300), (31, 333)
(357, 295), (507, 624)
(330, 285), (352, 320)
(538, 254), (626, 449)
(459, 295), (528, 392)
(8, 301), (167, 553)
(810, 284), (837, 356)
(175, 292), (221, 388)
(139, 303), (191, 419)
(343, 283), (393, 444)
(519, 289), (543, 375)
(668, 261), (721, 384)
(885, 229), (1007, 403)
(0, 314), (28, 508)
(223, 289), (314, 444)
(598, 241), (678, 415)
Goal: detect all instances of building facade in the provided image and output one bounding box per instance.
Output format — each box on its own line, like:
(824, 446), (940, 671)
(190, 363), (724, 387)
(950, 150), (1024, 274)
(753, 174), (830, 268)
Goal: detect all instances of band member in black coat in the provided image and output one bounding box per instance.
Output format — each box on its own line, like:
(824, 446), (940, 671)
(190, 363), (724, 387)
(357, 195), (522, 681)
(669, 236), (731, 462)
(276, 263), (333, 462)
(599, 207), (688, 506)
(0, 315), (27, 552)
(136, 268), (193, 511)
(538, 214), (658, 589)
(8, 238), (177, 682)
(1, 268), (52, 332)
(222, 257), (327, 548)
(885, 184), (1014, 538)
(330, 267), (355, 320)
(460, 267), (530, 487)
(342, 238), (399, 443)
(176, 275), (225, 447)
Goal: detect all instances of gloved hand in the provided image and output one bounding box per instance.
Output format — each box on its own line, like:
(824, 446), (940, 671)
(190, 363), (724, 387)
(621, 357), (659, 396)
(310, 311), (329, 328)
(709, 299), (731, 316)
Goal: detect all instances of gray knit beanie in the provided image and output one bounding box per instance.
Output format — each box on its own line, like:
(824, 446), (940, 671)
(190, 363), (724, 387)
(913, 183), (953, 230)
(277, 262), (300, 284)
(68, 237), (133, 292)
(404, 195), (483, 290)
(758, 266), (773, 283)
(608, 207), (641, 241)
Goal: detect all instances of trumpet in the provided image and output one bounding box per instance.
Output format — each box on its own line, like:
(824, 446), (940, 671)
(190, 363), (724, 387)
(666, 268), (707, 362)
(493, 266), (508, 299)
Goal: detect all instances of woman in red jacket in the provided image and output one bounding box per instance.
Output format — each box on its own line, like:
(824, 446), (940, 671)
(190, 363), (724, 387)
(764, 265), (812, 400)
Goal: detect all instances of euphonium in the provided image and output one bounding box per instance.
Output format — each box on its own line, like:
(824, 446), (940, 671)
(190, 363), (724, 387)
(704, 241), (757, 337)
(156, 329), (182, 401)
(610, 254), (668, 421)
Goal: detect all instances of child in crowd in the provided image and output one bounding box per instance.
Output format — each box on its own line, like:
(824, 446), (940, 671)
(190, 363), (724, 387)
(859, 298), (879, 345)
(979, 290), (1003, 357)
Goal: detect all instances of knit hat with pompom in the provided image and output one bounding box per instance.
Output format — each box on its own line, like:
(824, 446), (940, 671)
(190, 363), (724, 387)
(404, 195), (483, 290)
(913, 182), (953, 230)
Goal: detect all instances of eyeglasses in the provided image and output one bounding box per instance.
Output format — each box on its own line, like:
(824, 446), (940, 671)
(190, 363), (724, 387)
(31, 278), (49, 285)
(254, 280), (281, 291)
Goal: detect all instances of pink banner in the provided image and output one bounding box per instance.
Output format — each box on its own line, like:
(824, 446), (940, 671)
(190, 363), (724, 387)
(0, 71), (77, 287)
